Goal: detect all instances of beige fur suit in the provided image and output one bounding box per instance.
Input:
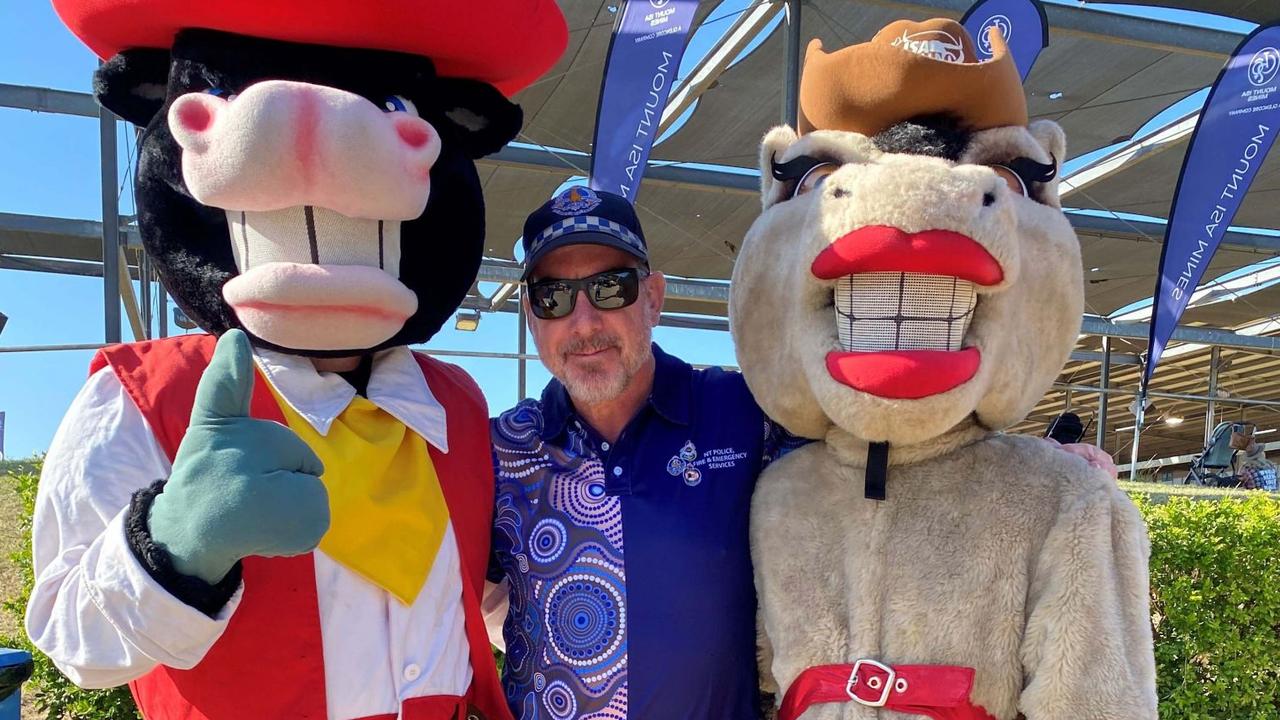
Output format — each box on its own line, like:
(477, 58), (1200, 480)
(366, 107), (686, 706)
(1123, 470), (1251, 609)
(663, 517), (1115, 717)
(730, 110), (1158, 720)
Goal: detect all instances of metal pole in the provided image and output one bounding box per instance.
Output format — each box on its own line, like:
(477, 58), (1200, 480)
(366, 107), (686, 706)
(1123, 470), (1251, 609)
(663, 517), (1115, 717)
(100, 104), (121, 344)
(157, 280), (168, 338)
(1053, 383), (1280, 409)
(517, 301), (528, 400)
(139, 251), (152, 339)
(1130, 389), (1145, 481)
(1096, 336), (1110, 449)
(1205, 345), (1220, 445)
(782, 0), (801, 127)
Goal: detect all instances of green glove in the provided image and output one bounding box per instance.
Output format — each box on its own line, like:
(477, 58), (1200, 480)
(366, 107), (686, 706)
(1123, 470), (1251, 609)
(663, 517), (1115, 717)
(148, 330), (330, 584)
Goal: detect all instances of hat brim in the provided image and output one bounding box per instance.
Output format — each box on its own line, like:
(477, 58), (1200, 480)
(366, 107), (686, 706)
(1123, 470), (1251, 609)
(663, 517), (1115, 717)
(52, 0), (567, 96)
(798, 29), (1026, 136)
(522, 231), (649, 280)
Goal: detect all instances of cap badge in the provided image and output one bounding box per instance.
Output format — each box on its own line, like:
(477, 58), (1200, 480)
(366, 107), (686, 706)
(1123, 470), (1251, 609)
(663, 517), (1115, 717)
(551, 186), (602, 216)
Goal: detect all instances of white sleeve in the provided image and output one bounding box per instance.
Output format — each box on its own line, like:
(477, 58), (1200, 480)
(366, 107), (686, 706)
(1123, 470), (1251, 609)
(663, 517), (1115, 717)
(24, 367), (243, 689)
(481, 579), (509, 653)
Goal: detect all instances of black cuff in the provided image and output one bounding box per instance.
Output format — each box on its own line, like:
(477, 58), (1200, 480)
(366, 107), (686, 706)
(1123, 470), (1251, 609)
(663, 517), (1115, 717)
(125, 480), (242, 617)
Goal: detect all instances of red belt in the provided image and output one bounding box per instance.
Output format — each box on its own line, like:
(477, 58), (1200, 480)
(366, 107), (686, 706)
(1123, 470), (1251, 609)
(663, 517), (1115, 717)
(777, 659), (998, 720)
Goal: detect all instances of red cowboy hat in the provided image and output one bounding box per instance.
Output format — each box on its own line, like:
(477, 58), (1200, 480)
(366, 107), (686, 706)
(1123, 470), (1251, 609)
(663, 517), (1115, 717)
(51, 0), (567, 96)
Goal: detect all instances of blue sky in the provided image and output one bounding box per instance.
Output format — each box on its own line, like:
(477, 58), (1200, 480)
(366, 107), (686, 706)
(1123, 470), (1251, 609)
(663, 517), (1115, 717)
(0, 1), (1268, 458)
(0, 2), (745, 458)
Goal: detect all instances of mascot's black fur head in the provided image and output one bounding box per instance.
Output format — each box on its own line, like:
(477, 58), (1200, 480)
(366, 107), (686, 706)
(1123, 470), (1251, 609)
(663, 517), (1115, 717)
(96, 29), (521, 356)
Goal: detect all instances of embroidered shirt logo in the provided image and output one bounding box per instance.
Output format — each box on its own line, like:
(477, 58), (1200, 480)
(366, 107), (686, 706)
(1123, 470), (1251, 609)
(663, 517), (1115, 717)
(891, 29), (966, 64)
(667, 440), (753, 485)
(668, 440), (702, 485)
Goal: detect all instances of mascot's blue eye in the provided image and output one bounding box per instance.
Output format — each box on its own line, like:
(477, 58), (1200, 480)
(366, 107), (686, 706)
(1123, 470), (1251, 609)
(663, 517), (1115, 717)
(204, 88), (230, 97)
(382, 95), (410, 113)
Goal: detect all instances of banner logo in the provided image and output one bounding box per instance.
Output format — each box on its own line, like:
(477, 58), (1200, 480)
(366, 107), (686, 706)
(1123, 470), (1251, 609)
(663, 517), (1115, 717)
(961, 0), (1047, 80)
(1144, 23), (1280, 385)
(892, 29), (966, 63)
(1249, 47), (1279, 87)
(978, 15), (1012, 55)
(650, 0), (670, 7)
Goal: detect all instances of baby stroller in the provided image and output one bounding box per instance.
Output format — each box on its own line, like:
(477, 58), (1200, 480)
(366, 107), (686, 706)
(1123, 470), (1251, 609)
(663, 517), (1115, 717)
(1183, 422), (1252, 487)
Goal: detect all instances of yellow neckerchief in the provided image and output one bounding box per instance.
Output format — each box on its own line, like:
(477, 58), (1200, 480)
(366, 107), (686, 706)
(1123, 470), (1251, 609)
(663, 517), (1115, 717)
(269, 386), (449, 605)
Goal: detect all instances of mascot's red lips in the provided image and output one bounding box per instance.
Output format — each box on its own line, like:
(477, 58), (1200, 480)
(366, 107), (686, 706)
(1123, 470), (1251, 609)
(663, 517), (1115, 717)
(813, 227), (999, 398)
(811, 226), (1004, 285)
(825, 348), (981, 399)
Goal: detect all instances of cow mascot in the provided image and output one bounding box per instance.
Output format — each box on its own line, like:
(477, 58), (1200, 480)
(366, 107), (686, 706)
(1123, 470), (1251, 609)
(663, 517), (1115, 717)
(730, 19), (1158, 720)
(26, 2), (565, 718)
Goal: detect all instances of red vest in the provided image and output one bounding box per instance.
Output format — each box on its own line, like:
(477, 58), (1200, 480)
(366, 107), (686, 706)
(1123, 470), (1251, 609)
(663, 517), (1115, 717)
(90, 335), (509, 720)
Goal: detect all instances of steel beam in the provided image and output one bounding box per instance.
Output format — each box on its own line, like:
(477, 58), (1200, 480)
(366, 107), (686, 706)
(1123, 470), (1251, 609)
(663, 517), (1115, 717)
(854, 0), (1242, 58)
(100, 106), (121, 344)
(7, 84), (1280, 255)
(158, 281), (168, 338)
(1053, 382), (1280, 409)
(0, 82), (98, 117)
(1068, 348), (1140, 366)
(782, 0), (801, 127)
(1205, 345), (1220, 445)
(487, 144), (759, 192)
(659, 1), (783, 138)
(1067, 212), (1280, 254)
(1059, 110), (1198, 199)
(1097, 336), (1111, 448)
(517, 304), (528, 400)
(0, 254), (140, 279)
(0, 210), (142, 248)
(1080, 316), (1280, 352)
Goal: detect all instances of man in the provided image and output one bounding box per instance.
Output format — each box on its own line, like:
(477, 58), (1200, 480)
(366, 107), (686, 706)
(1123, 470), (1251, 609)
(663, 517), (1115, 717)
(486, 185), (1117, 720)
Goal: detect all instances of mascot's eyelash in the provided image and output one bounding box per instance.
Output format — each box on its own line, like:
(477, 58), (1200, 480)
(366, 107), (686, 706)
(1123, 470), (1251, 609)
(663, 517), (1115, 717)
(771, 153), (834, 182)
(1003, 154), (1057, 187)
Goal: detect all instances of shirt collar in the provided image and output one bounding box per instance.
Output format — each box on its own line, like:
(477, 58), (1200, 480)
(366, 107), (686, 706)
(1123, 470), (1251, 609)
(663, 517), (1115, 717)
(537, 342), (692, 441)
(252, 346), (450, 452)
(647, 343), (692, 426)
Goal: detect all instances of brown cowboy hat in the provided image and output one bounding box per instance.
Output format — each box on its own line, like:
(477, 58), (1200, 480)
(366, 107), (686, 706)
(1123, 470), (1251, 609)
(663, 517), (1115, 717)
(798, 18), (1027, 136)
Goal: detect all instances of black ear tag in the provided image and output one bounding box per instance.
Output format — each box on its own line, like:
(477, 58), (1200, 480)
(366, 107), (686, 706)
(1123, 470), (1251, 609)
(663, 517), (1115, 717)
(865, 442), (889, 500)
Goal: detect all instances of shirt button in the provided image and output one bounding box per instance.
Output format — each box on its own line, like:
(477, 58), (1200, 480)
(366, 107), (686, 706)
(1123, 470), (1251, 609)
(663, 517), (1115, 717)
(601, 441), (611, 451)
(403, 663), (421, 682)
(612, 466), (623, 477)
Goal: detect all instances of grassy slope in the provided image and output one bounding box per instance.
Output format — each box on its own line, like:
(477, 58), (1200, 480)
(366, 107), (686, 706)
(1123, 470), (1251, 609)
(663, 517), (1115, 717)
(0, 472), (21, 640)
(0, 469), (36, 716)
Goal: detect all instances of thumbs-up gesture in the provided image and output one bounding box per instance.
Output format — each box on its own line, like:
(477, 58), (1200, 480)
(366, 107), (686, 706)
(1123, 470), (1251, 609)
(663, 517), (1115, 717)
(147, 330), (330, 584)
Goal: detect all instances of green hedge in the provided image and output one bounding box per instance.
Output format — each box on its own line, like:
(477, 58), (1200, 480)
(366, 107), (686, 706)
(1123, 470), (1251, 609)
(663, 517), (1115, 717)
(0, 464), (139, 720)
(1134, 491), (1280, 719)
(3, 465), (1278, 719)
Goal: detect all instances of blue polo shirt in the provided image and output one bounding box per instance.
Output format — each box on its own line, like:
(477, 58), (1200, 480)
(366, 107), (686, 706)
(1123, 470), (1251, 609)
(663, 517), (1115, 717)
(490, 344), (800, 720)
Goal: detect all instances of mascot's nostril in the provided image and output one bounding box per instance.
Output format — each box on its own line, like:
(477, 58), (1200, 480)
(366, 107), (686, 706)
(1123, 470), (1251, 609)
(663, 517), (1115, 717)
(395, 118), (431, 149)
(832, 186), (850, 199)
(982, 192), (996, 207)
(177, 99), (214, 133)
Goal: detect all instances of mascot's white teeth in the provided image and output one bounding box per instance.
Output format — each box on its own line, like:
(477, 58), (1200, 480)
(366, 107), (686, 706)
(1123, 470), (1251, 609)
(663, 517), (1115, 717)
(225, 207), (402, 276)
(834, 272), (977, 352)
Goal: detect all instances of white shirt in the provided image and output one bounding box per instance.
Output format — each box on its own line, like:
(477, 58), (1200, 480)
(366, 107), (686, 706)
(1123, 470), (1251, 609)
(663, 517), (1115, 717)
(25, 345), (472, 720)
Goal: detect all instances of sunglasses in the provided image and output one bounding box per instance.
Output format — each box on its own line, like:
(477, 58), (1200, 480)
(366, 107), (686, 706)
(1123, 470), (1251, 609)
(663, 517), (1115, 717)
(526, 267), (647, 320)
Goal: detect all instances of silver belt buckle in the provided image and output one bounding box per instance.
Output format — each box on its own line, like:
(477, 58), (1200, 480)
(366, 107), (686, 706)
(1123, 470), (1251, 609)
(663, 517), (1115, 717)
(846, 658), (895, 708)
